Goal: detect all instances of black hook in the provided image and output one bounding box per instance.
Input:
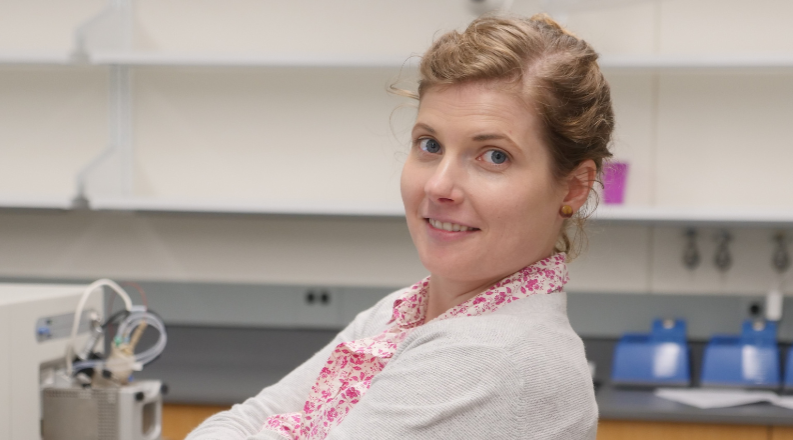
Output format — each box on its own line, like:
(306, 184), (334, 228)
(772, 232), (790, 274)
(683, 228), (700, 270)
(714, 230), (732, 273)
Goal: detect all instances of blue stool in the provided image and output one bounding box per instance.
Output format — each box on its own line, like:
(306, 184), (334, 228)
(611, 319), (690, 387)
(701, 320), (780, 389)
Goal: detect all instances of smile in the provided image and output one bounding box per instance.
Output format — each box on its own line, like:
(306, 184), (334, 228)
(426, 218), (480, 232)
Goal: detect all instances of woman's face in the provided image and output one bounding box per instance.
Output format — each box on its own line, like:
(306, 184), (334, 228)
(401, 81), (567, 283)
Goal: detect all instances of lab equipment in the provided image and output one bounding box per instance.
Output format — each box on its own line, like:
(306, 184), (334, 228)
(42, 379), (162, 440)
(0, 283), (102, 440)
(700, 320), (780, 389)
(0, 280), (167, 440)
(610, 318), (690, 387)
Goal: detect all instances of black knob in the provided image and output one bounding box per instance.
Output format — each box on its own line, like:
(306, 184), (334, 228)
(161, 383), (169, 395)
(135, 391), (145, 402)
(306, 291), (315, 304)
(102, 370), (112, 379)
(320, 291), (330, 305)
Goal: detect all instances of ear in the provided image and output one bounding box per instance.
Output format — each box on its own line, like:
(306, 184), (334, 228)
(562, 159), (597, 212)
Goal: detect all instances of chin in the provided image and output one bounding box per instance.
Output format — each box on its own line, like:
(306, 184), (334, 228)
(419, 250), (490, 282)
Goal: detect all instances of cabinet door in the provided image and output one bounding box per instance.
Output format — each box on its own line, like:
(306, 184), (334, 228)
(162, 404), (231, 440)
(772, 426), (793, 440)
(598, 420), (769, 440)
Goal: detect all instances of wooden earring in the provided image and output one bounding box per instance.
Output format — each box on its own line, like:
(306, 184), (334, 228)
(560, 205), (574, 218)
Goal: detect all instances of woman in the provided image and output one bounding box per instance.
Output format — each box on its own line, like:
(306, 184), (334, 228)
(188, 13), (613, 440)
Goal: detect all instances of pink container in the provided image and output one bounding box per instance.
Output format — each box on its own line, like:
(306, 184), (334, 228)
(603, 161), (629, 204)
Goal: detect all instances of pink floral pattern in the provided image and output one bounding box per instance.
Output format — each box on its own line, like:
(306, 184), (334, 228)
(262, 253), (568, 439)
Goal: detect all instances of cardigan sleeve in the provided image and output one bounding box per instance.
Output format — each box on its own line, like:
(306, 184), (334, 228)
(185, 291), (400, 440)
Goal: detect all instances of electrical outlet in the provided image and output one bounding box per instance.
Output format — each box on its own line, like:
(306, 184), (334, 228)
(297, 287), (340, 328)
(303, 289), (331, 306)
(748, 301), (763, 319)
(738, 296), (765, 322)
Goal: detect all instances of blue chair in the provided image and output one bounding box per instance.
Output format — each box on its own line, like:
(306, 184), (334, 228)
(783, 345), (793, 392)
(701, 320), (780, 389)
(611, 319), (690, 387)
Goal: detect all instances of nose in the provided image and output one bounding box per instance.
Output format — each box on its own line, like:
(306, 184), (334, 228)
(424, 156), (465, 205)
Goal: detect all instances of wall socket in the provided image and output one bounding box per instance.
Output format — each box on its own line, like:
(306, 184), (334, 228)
(304, 289), (331, 306)
(297, 287), (341, 328)
(747, 300), (764, 319)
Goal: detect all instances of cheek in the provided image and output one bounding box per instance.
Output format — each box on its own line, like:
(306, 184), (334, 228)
(400, 160), (429, 248)
(400, 157), (424, 209)
(486, 178), (559, 235)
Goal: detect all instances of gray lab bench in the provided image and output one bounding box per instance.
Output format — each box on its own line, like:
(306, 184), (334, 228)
(583, 338), (793, 426)
(135, 326), (793, 427)
(596, 387), (793, 426)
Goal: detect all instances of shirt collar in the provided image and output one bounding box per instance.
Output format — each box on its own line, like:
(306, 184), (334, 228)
(388, 252), (568, 328)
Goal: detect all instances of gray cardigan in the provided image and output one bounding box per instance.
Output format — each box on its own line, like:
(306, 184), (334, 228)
(186, 289), (597, 440)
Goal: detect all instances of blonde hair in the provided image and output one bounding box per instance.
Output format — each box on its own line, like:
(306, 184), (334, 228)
(395, 13), (615, 259)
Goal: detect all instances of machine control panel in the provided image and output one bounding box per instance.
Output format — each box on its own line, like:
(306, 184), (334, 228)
(35, 309), (97, 342)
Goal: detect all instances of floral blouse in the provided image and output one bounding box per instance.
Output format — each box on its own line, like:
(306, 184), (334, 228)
(261, 252), (569, 440)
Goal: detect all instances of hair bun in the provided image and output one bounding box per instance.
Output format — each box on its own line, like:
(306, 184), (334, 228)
(529, 13), (580, 39)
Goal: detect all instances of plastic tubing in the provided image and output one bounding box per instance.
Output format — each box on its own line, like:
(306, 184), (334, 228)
(116, 311), (168, 365)
(66, 279), (133, 375)
(72, 310), (167, 375)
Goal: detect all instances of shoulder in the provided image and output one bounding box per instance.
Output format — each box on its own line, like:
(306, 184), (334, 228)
(395, 292), (590, 383)
(404, 291), (580, 355)
(395, 291), (598, 439)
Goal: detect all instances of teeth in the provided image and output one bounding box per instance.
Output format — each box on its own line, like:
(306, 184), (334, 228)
(428, 218), (473, 232)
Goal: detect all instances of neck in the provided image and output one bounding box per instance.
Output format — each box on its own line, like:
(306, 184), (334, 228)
(423, 251), (562, 322)
(424, 274), (503, 323)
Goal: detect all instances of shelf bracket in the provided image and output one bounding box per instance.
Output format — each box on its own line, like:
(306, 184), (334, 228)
(72, 0), (134, 208)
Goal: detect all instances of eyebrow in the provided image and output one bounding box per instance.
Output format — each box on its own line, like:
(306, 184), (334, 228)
(472, 133), (508, 142)
(413, 123), (436, 135)
(413, 123), (518, 147)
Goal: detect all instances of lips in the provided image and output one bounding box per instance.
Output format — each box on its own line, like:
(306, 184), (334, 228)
(426, 218), (480, 232)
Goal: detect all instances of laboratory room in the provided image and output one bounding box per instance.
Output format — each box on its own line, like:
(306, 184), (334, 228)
(2, 0), (793, 439)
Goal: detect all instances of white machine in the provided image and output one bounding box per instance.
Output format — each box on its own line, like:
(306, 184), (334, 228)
(0, 281), (166, 440)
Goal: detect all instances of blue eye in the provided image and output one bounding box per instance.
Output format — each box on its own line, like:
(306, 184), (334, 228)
(419, 138), (441, 154)
(482, 150), (509, 165)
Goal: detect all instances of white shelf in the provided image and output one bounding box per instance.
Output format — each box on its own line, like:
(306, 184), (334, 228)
(0, 196), (73, 210)
(593, 205), (793, 227)
(0, 196), (788, 226)
(599, 54), (793, 71)
(61, 197), (793, 226)
(0, 51), (74, 65)
(84, 52), (793, 70)
(92, 52), (793, 70)
(89, 197), (406, 217)
(88, 52), (414, 68)
(4, 50), (792, 71)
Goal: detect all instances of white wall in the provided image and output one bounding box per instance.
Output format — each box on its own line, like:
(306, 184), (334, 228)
(132, 66), (407, 206)
(0, 66), (107, 199)
(0, 0), (791, 297)
(0, 211), (425, 287)
(0, 0), (104, 53)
